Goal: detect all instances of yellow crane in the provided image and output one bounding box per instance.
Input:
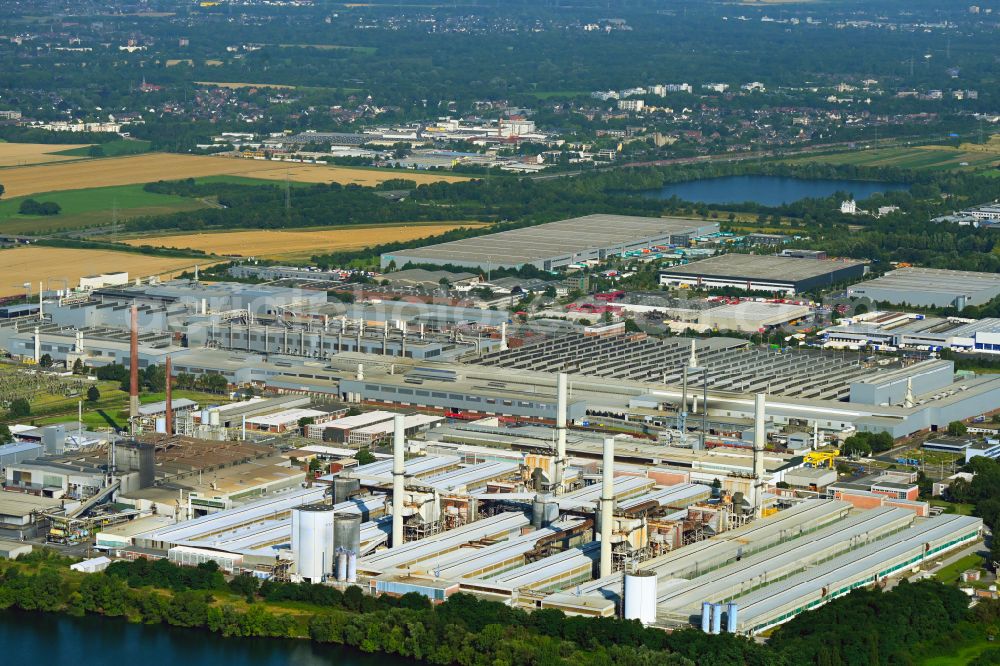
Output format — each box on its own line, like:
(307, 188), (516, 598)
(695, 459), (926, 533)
(803, 449), (840, 470)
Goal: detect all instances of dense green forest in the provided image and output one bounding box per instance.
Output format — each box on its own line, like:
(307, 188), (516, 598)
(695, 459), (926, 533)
(1, 551), (994, 665)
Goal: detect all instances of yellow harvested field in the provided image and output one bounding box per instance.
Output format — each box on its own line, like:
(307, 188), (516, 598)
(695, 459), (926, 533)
(0, 153), (468, 198)
(125, 224), (488, 259)
(0, 142), (89, 167)
(0, 247), (211, 297)
(196, 81), (295, 89)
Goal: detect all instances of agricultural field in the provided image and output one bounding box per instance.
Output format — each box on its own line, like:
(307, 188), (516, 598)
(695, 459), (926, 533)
(124, 222), (489, 259)
(0, 141), (90, 167)
(786, 143), (1000, 172)
(0, 183), (207, 234)
(0, 153), (468, 198)
(0, 246), (215, 297)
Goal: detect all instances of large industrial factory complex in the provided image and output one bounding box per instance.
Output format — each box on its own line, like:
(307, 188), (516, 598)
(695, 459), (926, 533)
(1, 212), (997, 640)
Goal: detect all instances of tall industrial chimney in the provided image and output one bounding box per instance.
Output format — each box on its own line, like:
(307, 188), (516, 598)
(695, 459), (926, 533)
(554, 373), (568, 493)
(599, 436), (615, 578)
(391, 414), (405, 548)
(751, 394), (767, 517)
(500, 321), (508, 351)
(129, 303), (140, 421)
(33, 326), (41, 364)
(38, 281), (43, 321)
(164, 355), (173, 435)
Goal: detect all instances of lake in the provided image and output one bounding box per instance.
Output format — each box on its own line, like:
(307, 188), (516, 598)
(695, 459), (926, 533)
(0, 609), (402, 666)
(639, 175), (908, 207)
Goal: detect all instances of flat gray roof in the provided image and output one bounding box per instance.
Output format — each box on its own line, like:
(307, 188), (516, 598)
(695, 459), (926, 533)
(850, 267), (1000, 300)
(382, 214), (715, 268)
(662, 254), (864, 282)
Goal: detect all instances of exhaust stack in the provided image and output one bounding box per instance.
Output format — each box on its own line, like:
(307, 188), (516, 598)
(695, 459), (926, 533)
(555, 373), (568, 493)
(129, 303), (140, 422)
(164, 355), (173, 435)
(751, 394), (767, 517)
(599, 436), (615, 578)
(391, 414), (405, 548)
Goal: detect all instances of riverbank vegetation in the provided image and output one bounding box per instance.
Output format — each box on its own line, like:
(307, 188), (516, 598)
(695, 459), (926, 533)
(1, 550), (997, 665)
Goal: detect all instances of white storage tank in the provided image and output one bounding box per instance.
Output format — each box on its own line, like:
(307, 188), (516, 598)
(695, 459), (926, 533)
(155, 417), (167, 434)
(623, 570), (658, 626)
(291, 504), (336, 583)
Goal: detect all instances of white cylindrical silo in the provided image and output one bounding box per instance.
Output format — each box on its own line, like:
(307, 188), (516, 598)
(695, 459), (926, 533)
(347, 551), (357, 583)
(200, 408), (211, 425)
(209, 409), (221, 427)
(711, 603), (723, 634)
(623, 570), (658, 625)
(701, 602), (712, 633)
(336, 549), (348, 582)
(726, 602), (739, 633)
(291, 504), (336, 583)
(155, 417), (167, 434)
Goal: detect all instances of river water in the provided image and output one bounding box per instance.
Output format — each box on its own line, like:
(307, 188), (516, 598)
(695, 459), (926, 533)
(0, 609), (395, 666)
(639, 175), (908, 206)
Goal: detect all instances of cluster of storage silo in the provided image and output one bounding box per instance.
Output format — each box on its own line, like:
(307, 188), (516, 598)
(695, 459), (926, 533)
(291, 503), (362, 584)
(701, 601), (739, 634)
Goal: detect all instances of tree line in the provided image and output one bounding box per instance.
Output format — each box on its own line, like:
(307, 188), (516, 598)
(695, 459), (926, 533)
(2, 547), (994, 665)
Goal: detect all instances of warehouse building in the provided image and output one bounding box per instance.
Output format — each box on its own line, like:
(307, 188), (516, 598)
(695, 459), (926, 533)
(697, 301), (813, 333)
(660, 254), (867, 294)
(380, 214), (719, 271)
(729, 513), (981, 634)
(847, 267), (1000, 309)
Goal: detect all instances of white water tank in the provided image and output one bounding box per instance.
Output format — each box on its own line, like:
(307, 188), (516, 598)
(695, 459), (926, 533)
(291, 504), (335, 583)
(624, 570), (658, 626)
(155, 417), (167, 434)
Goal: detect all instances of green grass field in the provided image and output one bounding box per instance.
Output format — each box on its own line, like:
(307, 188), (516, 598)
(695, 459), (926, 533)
(52, 139), (151, 158)
(786, 145), (1000, 172)
(899, 446), (964, 467)
(0, 183), (207, 234)
(934, 553), (984, 583)
(32, 386), (232, 430)
(930, 499), (976, 516)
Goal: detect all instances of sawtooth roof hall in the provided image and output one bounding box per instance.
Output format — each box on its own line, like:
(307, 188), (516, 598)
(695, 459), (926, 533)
(380, 214), (720, 271)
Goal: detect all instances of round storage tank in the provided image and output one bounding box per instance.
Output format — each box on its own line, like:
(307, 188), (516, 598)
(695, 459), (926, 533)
(291, 504), (336, 583)
(334, 513), (362, 556)
(333, 477), (361, 505)
(155, 417), (167, 434)
(623, 570), (658, 626)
